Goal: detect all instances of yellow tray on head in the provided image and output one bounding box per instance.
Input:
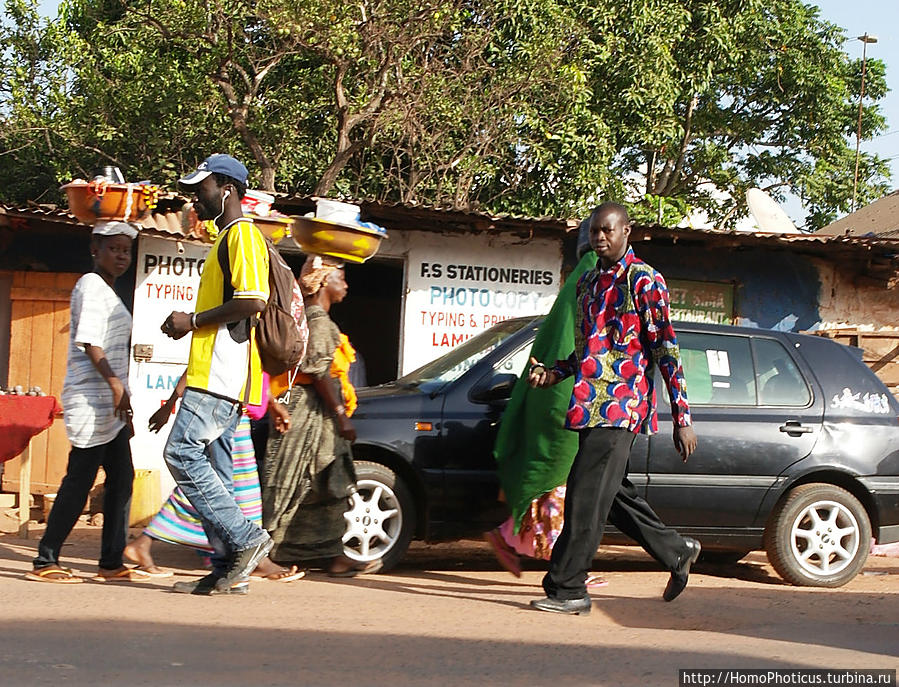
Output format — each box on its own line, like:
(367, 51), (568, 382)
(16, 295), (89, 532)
(251, 214), (294, 243)
(291, 215), (388, 263)
(61, 180), (158, 226)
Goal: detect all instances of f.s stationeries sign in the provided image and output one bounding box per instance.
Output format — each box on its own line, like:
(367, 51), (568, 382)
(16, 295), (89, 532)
(402, 233), (561, 373)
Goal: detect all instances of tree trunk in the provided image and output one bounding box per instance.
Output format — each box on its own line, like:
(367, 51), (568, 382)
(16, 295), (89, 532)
(213, 74), (276, 191)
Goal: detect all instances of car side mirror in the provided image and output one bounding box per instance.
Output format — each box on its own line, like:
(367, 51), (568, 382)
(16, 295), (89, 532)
(470, 373), (518, 405)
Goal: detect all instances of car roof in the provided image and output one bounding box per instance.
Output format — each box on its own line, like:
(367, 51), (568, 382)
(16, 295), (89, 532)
(524, 315), (814, 343)
(671, 320), (828, 345)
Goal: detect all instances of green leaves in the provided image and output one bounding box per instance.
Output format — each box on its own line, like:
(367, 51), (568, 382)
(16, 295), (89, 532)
(0, 0), (890, 228)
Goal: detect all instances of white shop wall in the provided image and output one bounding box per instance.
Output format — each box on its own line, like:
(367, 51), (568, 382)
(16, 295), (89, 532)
(399, 232), (562, 374)
(128, 234), (207, 498)
(126, 230), (565, 498)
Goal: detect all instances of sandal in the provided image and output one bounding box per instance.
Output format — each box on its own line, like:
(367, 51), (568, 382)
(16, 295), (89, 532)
(92, 566), (152, 583)
(263, 565), (306, 583)
(24, 565), (83, 584)
(484, 529), (521, 578)
(328, 559), (383, 578)
(586, 574), (609, 588)
(132, 565), (174, 579)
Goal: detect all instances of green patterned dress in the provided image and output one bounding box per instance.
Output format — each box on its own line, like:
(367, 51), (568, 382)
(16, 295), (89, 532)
(261, 305), (356, 563)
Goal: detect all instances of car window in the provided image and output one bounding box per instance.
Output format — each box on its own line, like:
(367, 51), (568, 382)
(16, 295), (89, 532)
(677, 332), (756, 405)
(397, 318), (536, 393)
(493, 341), (533, 377)
(753, 337), (811, 406)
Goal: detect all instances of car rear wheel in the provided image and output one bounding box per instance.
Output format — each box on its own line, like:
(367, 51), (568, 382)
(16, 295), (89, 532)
(764, 483), (870, 588)
(343, 460), (415, 572)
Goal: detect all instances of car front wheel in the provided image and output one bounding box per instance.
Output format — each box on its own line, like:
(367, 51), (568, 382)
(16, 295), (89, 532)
(764, 483), (871, 588)
(343, 460), (415, 572)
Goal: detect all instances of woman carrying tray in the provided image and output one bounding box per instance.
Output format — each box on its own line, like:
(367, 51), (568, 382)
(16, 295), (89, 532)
(27, 221), (140, 583)
(262, 254), (380, 576)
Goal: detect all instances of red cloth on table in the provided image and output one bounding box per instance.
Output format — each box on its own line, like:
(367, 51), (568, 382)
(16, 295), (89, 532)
(0, 396), (62, 463)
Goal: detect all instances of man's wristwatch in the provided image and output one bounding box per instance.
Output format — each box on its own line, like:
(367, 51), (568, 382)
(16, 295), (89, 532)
(530, 361), (546, 376)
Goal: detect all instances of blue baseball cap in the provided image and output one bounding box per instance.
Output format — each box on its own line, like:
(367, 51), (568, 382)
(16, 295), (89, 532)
(179, 154), (249, 186)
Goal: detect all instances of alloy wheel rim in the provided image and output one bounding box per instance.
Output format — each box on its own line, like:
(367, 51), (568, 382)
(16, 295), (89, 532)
(343, 478), (402, 563)
(789, 499), (860, 577)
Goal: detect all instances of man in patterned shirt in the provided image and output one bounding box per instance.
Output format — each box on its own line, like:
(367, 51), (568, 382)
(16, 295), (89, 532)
(527, 201), (699, 615)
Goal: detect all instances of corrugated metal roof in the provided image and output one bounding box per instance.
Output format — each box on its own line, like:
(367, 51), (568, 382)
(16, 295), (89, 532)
(2, 192), (577, 238)
(4, 196), (899, 262)
(817, 190), (899, 238)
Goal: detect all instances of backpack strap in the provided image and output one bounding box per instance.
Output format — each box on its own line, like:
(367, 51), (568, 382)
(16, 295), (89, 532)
(217, 227), (233, 300)
(215, 225), (253, 404)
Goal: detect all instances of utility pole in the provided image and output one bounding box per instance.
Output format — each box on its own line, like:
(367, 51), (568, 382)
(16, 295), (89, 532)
(852, 33), (878, 212)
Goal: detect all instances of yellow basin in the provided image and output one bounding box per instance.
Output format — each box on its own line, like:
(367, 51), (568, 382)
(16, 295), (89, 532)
(291, 215), (387, 263)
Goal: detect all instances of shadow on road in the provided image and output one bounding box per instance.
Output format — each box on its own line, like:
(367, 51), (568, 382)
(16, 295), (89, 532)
(1, 619), (888, 687)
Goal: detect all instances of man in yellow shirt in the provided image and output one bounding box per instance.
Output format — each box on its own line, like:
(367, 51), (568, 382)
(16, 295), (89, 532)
(160, 154), (273, 595)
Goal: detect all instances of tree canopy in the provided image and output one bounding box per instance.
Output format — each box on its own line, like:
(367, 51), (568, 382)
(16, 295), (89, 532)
(0, 0), (891, 229)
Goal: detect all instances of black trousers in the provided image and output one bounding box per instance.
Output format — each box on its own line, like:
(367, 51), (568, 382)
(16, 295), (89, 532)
(33, 426), (133, 570)
(249, 414), (270, 479)
(542, 426), (687, 600)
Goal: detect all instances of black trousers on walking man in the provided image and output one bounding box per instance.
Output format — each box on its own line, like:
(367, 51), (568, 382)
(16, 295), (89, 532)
(543, 426), (689, 600)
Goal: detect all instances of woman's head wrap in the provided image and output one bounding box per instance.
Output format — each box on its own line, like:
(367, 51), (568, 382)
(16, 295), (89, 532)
(300, 254), (343, 296)
(92, 220), (139, 240)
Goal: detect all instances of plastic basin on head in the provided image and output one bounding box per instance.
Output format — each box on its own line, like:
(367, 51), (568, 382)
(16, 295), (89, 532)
(290, 215), (386, 263)
(61, 181), (157, 225)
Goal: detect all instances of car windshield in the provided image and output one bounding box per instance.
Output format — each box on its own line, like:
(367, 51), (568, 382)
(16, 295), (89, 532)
(397, 317), (537, 393)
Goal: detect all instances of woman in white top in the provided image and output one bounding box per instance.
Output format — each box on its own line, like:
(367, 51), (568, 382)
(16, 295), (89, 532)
(27, 220), (139, 583)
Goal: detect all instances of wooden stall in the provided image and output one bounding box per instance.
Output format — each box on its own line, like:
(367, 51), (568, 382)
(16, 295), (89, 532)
(1, 270), (81, 494)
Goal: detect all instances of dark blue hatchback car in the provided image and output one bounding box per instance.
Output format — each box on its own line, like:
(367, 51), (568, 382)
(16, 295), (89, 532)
(341, 317), (899, 587)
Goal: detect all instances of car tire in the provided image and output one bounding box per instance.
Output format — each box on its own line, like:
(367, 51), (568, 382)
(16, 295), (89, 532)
(764, 483), (871, 588)
(343, 460), (415, 572)
(698, 550), (750, 565)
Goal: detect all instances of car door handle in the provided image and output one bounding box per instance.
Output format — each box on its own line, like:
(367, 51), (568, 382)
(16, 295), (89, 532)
(779, 421), (815, 435)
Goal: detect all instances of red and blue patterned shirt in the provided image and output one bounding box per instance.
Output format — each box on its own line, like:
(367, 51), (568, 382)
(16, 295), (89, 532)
(552, 247), (692, 434)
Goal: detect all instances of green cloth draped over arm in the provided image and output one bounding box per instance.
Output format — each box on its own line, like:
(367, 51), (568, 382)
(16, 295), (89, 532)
(493, 251), (597, 533)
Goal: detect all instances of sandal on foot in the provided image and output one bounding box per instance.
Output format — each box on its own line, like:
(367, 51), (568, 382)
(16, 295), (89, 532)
(328, 559), (383, 578)
(92, 566), (152, 583)
(586, 574), (609, 588)
(484, 529), (521, 577)
(263, 565), (306, 583)
(25, 565), (83, 584)
(133, 565), (173, 579)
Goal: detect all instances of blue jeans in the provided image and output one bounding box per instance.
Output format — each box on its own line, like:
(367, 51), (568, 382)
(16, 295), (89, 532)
(163, 388), (268, 574)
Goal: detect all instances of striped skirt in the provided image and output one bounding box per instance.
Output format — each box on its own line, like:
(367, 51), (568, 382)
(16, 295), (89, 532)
(144, 414), (262, 552)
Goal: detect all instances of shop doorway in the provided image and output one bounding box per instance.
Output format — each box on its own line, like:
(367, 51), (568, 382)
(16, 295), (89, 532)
(330, 258), (405, 386)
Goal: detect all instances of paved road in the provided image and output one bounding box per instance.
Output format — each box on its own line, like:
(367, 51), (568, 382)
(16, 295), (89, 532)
(1, 525), (897, 687)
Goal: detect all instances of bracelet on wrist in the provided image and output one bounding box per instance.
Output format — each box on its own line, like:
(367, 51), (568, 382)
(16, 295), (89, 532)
(529, 362), (546, 376)
(190, 312), (198, 330)
(335, 405), (346, 416)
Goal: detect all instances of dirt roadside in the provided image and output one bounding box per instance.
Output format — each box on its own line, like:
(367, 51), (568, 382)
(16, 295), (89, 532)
(1, 523), (897, 687)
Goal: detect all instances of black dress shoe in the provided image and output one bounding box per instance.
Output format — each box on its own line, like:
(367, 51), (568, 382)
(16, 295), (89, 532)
(663, 537), (701, 602)
(530, 596), (592, 615)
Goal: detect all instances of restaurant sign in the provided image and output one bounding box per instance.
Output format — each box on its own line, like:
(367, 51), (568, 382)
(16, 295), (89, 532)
(667, 279), (735, 324)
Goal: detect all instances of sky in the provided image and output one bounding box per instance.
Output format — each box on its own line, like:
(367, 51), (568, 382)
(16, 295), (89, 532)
(33, 0), (899, 225)
(803, 1), (899, 211)
(816, 0), (899, 182)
